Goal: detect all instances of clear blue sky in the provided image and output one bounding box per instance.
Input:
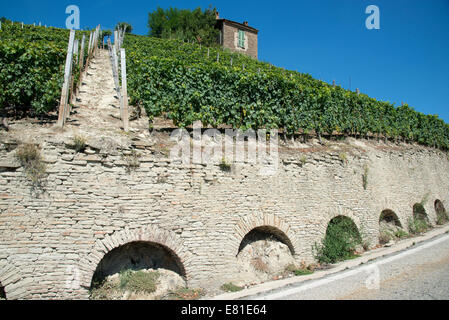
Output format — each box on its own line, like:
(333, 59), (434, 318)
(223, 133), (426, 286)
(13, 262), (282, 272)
(2, 0), (449, 123)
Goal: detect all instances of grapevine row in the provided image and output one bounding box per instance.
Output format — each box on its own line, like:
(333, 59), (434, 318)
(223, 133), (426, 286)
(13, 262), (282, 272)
(0, 23), (91, 115)
(124, 35), (449, 150)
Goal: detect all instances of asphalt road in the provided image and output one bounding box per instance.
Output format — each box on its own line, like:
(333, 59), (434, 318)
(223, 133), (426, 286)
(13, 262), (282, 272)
(249, 233), (449, 300)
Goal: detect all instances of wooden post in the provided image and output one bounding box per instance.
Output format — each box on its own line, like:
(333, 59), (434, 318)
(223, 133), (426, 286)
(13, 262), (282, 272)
(85, 32), (93, 67)
(57, 30), (76, 128)
(94, 27), (99, 56)
(79, 35), (86, 72)
(69, 39), (79, 104)
(114, 30), (118, 54)
(356, 88), (360, 95)
(87, 32), (92, 56)
(207, 48), (210, 58)
(110, 44), (123, 116)
(120, 27), (125, 47)
(94, 25), (100, 55)
(0, 21), (2, 30)
(73, 39), (79, 65)
(120, 49), (129, 132)
(217, 52), (219, 63)
(333, 80), (336, 88)
(92, 30), (96, 57)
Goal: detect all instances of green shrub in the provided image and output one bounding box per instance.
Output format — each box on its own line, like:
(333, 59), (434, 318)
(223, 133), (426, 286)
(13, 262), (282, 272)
(119, 270), (159, 294)
(394, 229), (409, 239)
(314, 216), (362, 264)
(221, 283), (243, 292)
(437, 213), (448, 225)
(219, 158), (232, 172)
(435, 202), (448, 225)
(89, 279), (121, 300)
(408, 217), (430, 235)
(380, 228), (408, 244)
(284, 263), (314, 276)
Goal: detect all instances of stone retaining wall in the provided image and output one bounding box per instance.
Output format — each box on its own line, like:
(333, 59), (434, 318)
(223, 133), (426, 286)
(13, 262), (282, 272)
(0, 137), (448, 299)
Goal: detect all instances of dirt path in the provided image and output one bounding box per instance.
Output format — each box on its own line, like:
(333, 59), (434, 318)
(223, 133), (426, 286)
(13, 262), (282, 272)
(72, 49), (123, 132)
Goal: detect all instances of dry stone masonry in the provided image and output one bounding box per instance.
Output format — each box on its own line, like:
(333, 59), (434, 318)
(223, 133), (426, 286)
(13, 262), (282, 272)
(0, 134), (448, 299)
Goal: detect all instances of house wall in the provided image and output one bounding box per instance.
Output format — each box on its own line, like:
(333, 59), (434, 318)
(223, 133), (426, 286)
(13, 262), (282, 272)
(222, 22), (258, 59)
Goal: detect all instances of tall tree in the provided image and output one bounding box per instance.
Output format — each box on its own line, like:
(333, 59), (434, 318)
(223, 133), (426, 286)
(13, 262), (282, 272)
(116, 22), (133, 34)
(148, 6), (219, 46)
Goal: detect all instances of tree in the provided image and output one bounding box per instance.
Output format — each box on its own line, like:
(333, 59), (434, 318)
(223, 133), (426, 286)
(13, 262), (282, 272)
(115, 22), (133, 34)
(101, 30), (112, 42)
(148, 6), (219, 46)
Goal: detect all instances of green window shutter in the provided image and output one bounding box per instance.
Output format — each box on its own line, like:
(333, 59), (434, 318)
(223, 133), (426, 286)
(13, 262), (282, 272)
(238, 30), (245, 48)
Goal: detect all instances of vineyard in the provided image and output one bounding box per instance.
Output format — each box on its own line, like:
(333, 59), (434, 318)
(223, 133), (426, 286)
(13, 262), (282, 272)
(1, 23), (449, 151)
(124, 34), (449, 150)
(0, 22), (90, 116)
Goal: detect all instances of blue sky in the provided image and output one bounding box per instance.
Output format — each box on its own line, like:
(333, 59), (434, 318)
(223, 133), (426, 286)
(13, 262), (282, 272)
(2, 0), (449, 123)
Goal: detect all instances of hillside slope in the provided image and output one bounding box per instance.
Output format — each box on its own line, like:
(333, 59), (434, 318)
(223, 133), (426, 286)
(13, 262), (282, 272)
(123, 34), (449, 151)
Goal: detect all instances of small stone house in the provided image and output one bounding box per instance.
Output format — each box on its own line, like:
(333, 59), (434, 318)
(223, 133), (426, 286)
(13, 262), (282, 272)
(215, 12), (259, 60)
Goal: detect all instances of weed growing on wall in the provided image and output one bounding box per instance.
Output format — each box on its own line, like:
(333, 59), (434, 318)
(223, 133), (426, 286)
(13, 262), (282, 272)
(119, 270), (160, 294)
(362, 165), (369, 190)
(220, 283), (243, 292)
(15, 143), (47, 193)
(314, 216), (362, 264)
(73, 136), (87, 153)
(408, 216), (430, 235)
(122, 149), (141, 172)
(219, 158), (232, 172)
(435, 202), (449, 225)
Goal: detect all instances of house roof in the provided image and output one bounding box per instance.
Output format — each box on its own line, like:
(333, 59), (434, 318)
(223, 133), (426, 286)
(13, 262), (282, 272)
(216, 19), (259, 34)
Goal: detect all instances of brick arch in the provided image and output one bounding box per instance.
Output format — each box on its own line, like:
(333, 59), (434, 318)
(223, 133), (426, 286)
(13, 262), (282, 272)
(379, 209), (403, 228)
(412, 202), (430, 222)
(79, 225), (193, 288)
(231, 213), (300, 257)
(432, 194), (448, 220)
(435, 199), (447, 214)
(434, 199), (448, 224)
(320, 207), (363, 236)
(0, 261), (30, 300)
(376, 198), (403, 220)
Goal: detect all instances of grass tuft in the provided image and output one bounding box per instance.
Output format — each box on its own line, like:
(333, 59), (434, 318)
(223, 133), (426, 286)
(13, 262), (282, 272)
(221, 283), (243, 293)
(119, 270), (160, 294)
(15, 143), (47, 192)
